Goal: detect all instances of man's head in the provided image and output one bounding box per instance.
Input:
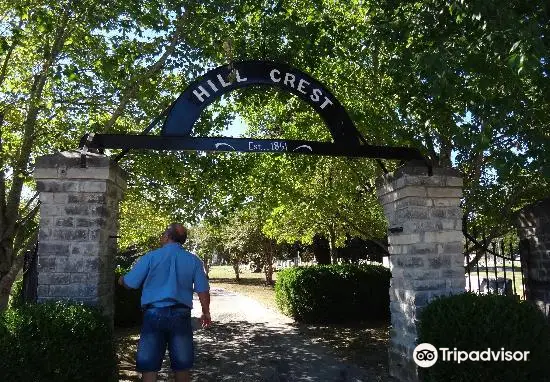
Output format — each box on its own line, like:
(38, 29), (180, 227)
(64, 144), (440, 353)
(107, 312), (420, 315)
(161, 223), (188, 245)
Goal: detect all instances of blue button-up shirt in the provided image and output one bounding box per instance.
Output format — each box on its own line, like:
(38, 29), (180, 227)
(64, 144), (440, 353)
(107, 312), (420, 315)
(122, 242), (209, 308)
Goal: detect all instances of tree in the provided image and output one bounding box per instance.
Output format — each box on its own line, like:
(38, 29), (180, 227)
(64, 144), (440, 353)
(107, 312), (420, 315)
(188, 222), (226, 276)
(183, 0), (549, 240)
(0, 0), (194, 310)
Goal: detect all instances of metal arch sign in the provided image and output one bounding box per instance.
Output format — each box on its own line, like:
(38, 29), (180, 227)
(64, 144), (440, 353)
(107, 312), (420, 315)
(162, 60), (362, 144)
(79, 60), (428, 168)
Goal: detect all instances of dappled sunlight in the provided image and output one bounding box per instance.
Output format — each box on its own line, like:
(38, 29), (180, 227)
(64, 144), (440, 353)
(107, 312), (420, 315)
(117, 318), (391, 381)
(294, 321), (390, 373)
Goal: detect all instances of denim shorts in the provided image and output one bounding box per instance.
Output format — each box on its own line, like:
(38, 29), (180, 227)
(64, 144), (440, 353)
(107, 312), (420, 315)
(136, 306), (193, 372)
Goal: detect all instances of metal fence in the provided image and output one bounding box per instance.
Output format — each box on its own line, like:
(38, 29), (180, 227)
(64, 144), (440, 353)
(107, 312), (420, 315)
(464, 233), (526, 299)
(22, 242), (39, 303)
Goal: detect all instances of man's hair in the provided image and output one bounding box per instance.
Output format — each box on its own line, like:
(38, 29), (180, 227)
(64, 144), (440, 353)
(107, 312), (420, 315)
(164, 223), (188, 244)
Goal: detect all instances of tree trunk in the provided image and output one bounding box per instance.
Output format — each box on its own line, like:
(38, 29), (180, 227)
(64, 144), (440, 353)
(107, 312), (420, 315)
(328, 224), (337, 264)
(263, 239), (274, 286)
(0, 248), (24, 311)
(312, 234), (330, 265)
(231, 252), (240, 282)
(0, 289), (9, 311)
(203, 255), (210, 277)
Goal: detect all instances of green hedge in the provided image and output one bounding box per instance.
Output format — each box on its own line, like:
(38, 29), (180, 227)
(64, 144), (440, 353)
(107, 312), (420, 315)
(275, 264), (390, 323)
(114, 266), (142, 327)
(418, 293), (550, 382)
(8, 277), (24, 309)
(0, 302), (117, 382)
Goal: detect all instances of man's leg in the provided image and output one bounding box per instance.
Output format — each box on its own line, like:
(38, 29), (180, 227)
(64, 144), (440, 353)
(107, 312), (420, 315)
(136, 311), (167, 382)
(174, 370), (191, 382)
(142, 372), (158, 382)
(168, 311), (194, 382)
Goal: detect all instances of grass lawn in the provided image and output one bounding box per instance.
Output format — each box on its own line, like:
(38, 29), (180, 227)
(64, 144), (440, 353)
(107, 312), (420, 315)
(207, 265), (279, 311)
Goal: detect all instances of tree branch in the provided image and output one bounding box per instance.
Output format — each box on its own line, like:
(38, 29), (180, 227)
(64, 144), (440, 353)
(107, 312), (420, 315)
(0, 20), (22, 88)
(5, 3), (72, 239)
(0, 228), (38, 297)
(102, 8), (187, 133)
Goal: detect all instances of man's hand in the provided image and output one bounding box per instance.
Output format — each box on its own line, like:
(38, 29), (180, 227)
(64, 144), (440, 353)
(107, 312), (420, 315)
(197, 290), (211, 328)
(200, 313), (212, 328)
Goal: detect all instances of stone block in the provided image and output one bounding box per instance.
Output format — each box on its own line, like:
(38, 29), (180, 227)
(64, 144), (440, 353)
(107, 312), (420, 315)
(55, 257), (85, 273)
(395, 174), (446, 188)
(403, 290), (432, 306)
(396, 207), (429, 220)
(54, 217), (74, 227)
(429, 206), (462, 219)
(405, 242), (438, 255)
(441, 269), (465, 279)
(426, 254), (452, 269)
(38, 272), (71, 285)
(426, 187), (462, 198)
(53, 229), (88, 241)
(378, 190), (398, 205)
(432, 197), (461, 207)
(37, 256), (57, 271)
(37, 285), (49, 296)
(394, 255), (425, 268)
(401, 221), (438, 235)
(413, 279), (446, 291)
(34, 167), (61, 179)
(70, 273), (100, 284)
(65, 204), (89, 216)
(68, 193), (107, 204)
(446, 176), (464, 187)
(38, 243), (70, 255)
(79, 181), (107, 193)
(397, 196), (433, 208)
(39, 192), (54, 203)
(444, 277), (466, 290)
(403, 270), (441, 281)
(49, 284), (98, 298)
(40, 204), (64, 216)
(65, 166), (113, 180)
(389, 244), (406, 255)
(422, 231), (463, 243)
(38, 228), (52, 241)
(389, 234), (421, 246)
(70, 243), (100, 256)
(398, 186), (429, 199)
(53, 193), (69, 204)
(438, 242), (464, 254)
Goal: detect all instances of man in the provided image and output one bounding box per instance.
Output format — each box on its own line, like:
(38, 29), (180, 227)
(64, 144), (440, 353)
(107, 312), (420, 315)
(119, 223), (211, 382)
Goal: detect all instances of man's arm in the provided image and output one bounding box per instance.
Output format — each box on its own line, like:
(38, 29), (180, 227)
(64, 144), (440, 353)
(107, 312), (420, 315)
(197, 290), (211, 328)
(118, 276), (130, 289)
(120, 255), (150, 290)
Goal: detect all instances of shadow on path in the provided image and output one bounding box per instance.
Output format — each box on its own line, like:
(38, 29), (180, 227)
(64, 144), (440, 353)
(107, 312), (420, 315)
(117, 318), (391, 382)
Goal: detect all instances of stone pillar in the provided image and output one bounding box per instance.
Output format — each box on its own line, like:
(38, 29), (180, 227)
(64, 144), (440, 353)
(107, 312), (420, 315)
(516, 197), (550, 320)
(376, 162), (464, 382)
(34, 152), (126, 322)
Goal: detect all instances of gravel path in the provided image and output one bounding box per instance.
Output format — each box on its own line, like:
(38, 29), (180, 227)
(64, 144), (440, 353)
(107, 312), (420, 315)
(118, 287), (389, 381)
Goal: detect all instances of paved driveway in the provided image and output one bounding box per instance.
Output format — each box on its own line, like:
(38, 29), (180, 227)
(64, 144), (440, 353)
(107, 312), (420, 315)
(118, 288), (390, 381)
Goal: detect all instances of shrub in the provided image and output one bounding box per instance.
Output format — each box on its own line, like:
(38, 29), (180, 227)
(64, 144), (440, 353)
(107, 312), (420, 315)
(418, 293), (550, 382)
(275, 264), (390, 323)
(0, 301), (117, 382)
(8, 277), (24, 309)
(114, 266), (142, 327)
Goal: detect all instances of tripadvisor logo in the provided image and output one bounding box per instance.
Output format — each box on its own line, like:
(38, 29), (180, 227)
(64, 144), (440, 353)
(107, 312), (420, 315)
(413, 343), (530, 368)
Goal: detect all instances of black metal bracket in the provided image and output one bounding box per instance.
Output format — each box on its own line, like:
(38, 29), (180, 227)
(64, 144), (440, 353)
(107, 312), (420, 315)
(78, 133), (96, 168)
(82, 134), (427, 161)
(388, 226), (404, 234)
